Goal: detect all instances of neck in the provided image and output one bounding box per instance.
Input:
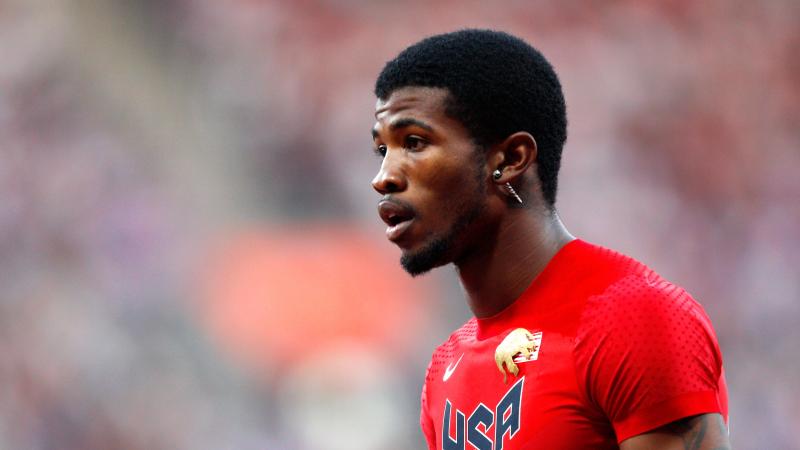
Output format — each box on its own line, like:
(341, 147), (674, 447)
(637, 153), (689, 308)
(454, 208), (573, 318)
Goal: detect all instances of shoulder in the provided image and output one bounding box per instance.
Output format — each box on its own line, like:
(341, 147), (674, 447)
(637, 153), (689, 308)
(579, 269), (717, 341)
(565, 240), (715, 333)
(572, 248), (725, 387)
(573, 268), (724, 404)
(570, 266), (727, 441)
(561, 240), (655, 299)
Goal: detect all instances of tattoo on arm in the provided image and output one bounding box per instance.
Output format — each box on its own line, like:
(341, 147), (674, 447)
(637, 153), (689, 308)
(663, 414), (730, 450)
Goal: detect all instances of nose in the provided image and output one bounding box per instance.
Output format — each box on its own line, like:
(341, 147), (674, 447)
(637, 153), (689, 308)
(371, 153), (407, 195)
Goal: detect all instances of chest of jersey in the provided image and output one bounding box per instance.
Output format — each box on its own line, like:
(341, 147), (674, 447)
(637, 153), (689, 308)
(426, 327), (616, 450)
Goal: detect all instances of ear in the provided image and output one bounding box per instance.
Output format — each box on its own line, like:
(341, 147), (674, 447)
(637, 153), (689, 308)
(488, 132), (538, 184)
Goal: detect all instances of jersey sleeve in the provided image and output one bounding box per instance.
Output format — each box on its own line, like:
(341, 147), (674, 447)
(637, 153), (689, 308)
(420, 361), (436, 450)
(574, 273), (726, 443)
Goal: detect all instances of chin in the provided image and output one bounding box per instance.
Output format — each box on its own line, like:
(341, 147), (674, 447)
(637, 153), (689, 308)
(399, 236), (452, 276)
(398, 200), (483, 276)
(400, 254), (440, 277)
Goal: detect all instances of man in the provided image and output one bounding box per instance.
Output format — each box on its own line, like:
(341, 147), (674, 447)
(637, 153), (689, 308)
(370, 30), (729, 450)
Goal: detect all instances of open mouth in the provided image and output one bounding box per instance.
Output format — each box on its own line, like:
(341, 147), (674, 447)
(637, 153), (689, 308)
(378, 200), (415, 242)
(385, 213), (407, 227)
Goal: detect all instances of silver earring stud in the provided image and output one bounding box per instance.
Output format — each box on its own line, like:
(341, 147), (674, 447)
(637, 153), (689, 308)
(505, 183), (524, 205)
(492, 169), (502, 180)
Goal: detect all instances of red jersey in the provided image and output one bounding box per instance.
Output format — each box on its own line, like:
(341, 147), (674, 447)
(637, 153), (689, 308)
(420, 240), (728, 450)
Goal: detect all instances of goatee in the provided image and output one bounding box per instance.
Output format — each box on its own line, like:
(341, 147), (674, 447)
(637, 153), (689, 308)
(400, 201), (483, 276)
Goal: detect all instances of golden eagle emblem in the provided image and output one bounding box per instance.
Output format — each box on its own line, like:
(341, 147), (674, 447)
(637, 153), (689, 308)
(494, 328), (542, 383)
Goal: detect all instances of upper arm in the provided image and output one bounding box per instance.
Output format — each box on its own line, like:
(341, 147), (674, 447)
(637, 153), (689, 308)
(620, 413), (730, 450)
(574, 275), (728, 442)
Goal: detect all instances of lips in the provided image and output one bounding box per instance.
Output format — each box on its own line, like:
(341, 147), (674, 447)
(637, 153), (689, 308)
(378, 200), (416, 242)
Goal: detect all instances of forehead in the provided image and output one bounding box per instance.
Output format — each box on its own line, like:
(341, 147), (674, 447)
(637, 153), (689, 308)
(374, 87), (451, 128)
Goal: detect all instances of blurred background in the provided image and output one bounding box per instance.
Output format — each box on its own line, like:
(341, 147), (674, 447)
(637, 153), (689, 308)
(1, 0), (798, 448)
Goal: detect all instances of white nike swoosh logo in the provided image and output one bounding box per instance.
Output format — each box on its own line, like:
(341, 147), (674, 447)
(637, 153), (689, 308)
(443, 354), (464, 382)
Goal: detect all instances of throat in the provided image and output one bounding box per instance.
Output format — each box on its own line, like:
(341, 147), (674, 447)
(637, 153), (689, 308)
(456, 251), (540, 318)
(455, 212), (573, 318)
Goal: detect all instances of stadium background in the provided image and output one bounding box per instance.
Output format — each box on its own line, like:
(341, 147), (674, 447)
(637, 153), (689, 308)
(2, 0), (798, 448)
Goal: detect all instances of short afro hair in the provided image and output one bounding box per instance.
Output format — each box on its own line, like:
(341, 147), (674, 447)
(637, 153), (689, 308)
(375, 29), (567, 207)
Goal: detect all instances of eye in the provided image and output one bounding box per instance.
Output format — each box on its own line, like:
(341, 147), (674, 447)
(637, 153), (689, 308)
(374, 144), (387, 158)
(404, 135), (427, 151)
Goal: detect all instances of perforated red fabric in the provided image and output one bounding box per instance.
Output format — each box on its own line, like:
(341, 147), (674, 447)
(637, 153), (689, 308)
(575, 273), (725, 441)
(421, 318), (478, 449)
(420, 361), (436, 450)
(426, 320), (477, 382)
(418, 239), (727, 449)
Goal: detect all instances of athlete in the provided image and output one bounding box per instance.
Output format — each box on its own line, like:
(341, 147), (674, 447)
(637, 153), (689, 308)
(370, 30), (730, 450)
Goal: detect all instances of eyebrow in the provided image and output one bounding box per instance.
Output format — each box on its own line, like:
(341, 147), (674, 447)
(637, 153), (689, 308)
(372, 118), (435, 139)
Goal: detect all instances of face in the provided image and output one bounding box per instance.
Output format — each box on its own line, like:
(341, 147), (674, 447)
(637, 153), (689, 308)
(371, 87), (489, 276)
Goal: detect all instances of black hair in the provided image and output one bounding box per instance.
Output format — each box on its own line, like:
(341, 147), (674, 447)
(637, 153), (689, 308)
(375, 29), (567, 207)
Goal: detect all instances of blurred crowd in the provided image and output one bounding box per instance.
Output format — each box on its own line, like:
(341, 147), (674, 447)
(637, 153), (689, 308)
(1, 0), (798, 449)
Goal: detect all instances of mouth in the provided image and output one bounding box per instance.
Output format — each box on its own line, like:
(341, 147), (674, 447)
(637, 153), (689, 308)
(378, 200), (416, 243)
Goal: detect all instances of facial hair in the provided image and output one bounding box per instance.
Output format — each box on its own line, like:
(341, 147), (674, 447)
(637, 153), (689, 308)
(400, 156), (488, 276)
(400, 200), (484, 276)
